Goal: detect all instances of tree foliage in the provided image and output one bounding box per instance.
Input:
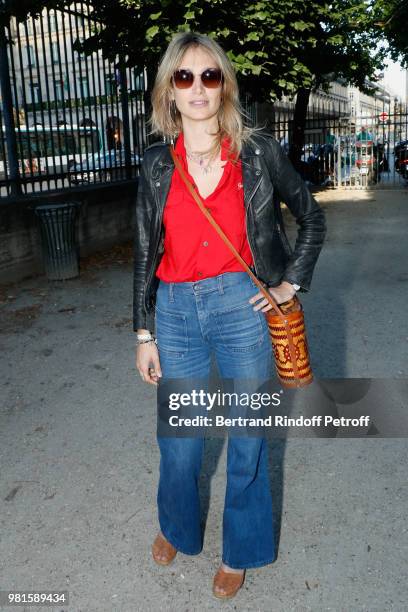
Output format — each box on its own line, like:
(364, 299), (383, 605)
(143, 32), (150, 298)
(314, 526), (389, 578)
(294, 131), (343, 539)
(372, 0), (408, 67)
(3, 0), (389, 101)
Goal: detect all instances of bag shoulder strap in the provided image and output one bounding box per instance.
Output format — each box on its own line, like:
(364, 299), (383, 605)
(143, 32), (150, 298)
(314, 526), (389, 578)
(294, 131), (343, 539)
(169, 145), (288, 319)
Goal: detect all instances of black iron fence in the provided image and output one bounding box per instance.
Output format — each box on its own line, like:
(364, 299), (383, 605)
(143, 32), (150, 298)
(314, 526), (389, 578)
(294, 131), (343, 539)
(0, 3), (147, 198)
(0, 3), (407, 197)
(264, 99), (408, 190)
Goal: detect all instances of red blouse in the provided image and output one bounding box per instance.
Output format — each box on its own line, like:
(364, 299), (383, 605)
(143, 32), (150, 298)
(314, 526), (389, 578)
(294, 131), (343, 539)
(155, 132), (253, 282)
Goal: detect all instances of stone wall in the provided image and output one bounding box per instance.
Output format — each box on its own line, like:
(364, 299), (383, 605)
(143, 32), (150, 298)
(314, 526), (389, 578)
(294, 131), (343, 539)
(0, 180), (138, 284)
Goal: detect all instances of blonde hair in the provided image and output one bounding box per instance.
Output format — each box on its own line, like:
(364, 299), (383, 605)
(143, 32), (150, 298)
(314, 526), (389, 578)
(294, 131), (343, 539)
(149, 31), (259, 159)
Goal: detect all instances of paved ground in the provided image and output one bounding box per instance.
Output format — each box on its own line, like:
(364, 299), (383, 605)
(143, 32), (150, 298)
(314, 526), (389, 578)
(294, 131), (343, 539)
(0, 188), (407, 612)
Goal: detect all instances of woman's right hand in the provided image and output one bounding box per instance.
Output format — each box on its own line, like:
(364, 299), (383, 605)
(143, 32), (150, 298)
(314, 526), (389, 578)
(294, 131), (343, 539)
(136, 341), (162, 386)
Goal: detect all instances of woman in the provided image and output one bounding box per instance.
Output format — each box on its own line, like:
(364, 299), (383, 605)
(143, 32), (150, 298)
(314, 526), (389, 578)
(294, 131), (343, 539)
(133, 31), (326, 599)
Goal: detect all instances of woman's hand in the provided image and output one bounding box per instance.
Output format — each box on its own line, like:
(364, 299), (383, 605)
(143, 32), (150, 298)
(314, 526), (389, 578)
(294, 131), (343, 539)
(249, 281), (296, 313)
(136, 342), (162, 386)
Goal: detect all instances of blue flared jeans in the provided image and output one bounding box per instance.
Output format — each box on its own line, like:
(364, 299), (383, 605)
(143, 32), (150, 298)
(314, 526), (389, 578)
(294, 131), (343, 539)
(155, 271), (276, 569)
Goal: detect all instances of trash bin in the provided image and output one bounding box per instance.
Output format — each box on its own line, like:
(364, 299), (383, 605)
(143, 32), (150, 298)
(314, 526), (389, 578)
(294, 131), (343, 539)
(34, 201), (82, 280)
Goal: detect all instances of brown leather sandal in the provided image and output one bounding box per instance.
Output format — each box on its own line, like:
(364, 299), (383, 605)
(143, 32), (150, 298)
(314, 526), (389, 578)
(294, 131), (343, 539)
(212, 566), (245, 599)
(152, 533), (177, 566)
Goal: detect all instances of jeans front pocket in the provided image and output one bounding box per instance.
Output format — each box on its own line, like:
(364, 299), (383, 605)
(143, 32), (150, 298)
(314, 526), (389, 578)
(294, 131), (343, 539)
(214, 301), (264, 353)
(155, 306), (188, 358)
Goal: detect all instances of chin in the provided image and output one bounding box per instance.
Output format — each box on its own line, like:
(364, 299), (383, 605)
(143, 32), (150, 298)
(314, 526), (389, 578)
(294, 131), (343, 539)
(181, 106), (220, 122)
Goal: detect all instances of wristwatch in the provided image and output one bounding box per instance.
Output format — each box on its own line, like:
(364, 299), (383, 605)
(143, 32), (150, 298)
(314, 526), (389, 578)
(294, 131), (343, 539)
(291, 283), (301, 291)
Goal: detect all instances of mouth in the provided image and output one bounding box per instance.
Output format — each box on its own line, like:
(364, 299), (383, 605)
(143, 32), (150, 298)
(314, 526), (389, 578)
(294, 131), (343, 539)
(189, 100), (209, 107)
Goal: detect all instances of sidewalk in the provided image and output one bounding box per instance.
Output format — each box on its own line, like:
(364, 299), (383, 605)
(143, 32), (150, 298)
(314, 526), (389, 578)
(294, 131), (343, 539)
(0, 190), (407, 611)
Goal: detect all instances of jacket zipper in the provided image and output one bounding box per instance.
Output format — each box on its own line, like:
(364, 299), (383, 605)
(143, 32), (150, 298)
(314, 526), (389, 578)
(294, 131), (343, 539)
(245, 210), (259, 276)
(144, 228), (162, 308)
(276, 222), (293, 257)
(143, 185), (165, 312)
(244, 172), (263, 276)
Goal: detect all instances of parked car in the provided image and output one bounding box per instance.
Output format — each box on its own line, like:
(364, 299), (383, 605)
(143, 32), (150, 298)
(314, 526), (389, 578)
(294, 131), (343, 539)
(307, 144), (336, 186)
(394, 140), (408, 181)
(69, 147), (142, 184)
(375, 142), (389, 173)
(302, 143), (319, 158)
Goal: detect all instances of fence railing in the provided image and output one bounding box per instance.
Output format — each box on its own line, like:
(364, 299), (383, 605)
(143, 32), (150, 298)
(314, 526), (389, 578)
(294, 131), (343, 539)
(0, 3), (147, 198)
(264, 100), (408, 190)
(1, 3), (406, 196)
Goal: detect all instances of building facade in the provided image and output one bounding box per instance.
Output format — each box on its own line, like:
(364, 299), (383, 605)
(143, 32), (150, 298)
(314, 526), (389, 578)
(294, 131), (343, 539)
(6, 5), (147, 155)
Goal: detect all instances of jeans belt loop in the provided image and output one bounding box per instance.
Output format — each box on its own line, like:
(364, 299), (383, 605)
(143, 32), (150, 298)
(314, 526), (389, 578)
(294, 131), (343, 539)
(217, 274), (225, 295)
(169, 282), (175, 303)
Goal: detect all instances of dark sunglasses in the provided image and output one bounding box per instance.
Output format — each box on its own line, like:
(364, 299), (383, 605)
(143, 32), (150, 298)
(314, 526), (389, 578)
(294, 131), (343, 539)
(172, 68), (223, 89)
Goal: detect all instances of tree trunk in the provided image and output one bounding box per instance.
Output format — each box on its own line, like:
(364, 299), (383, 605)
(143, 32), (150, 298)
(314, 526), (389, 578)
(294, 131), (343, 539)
(289, 87), (311, 171)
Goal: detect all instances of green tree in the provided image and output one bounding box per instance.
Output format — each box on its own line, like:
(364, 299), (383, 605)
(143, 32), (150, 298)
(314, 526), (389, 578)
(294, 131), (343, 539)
(372, 0), (408, 66)
(3, 0), (389, 162)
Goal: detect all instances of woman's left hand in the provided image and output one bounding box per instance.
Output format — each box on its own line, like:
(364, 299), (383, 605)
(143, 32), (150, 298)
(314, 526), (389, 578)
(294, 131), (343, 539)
(249, 281), (296, 313)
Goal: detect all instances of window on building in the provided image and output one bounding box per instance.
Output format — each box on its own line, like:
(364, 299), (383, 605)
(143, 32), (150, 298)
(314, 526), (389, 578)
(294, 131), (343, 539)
(78, 76), (89, 99)
(133, 70), (145, 91)
(31, 83), (41, 104)
(20, 20), (32, 36)
(24, 45), (36, 67)
(49, 13), (58, 32)
(75, 37), (85, 57)
(105, 74), (115, 95)
(51, 41), (59, 64)
(54, 81), (64, 102)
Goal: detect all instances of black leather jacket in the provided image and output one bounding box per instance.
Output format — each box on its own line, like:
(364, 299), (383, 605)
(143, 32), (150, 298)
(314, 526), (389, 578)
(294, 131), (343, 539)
(133, 130), (326, 332)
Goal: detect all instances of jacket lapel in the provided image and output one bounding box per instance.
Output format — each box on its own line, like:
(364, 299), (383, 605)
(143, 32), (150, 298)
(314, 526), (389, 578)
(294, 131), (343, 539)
(240, 139), (263, 210)
(152, 146), (174, 212)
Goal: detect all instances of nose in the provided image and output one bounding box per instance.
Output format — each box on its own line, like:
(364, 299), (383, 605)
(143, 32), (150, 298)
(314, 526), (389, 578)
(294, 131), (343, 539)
(191, 74), (204, 95)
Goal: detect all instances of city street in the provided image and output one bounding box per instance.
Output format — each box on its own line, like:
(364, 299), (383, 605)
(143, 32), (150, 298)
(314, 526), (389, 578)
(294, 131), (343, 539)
(0, 188), (407, 611)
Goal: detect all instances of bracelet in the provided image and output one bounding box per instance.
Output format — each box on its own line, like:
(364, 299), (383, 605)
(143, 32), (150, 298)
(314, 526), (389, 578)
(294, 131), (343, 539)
(137, 333), (154, 340)
(136, 338), (157, 346)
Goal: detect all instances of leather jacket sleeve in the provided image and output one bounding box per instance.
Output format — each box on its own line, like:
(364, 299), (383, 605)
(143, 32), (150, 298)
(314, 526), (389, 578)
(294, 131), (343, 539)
(266, 136), (327, 291)
(132, 153), (155, 333)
